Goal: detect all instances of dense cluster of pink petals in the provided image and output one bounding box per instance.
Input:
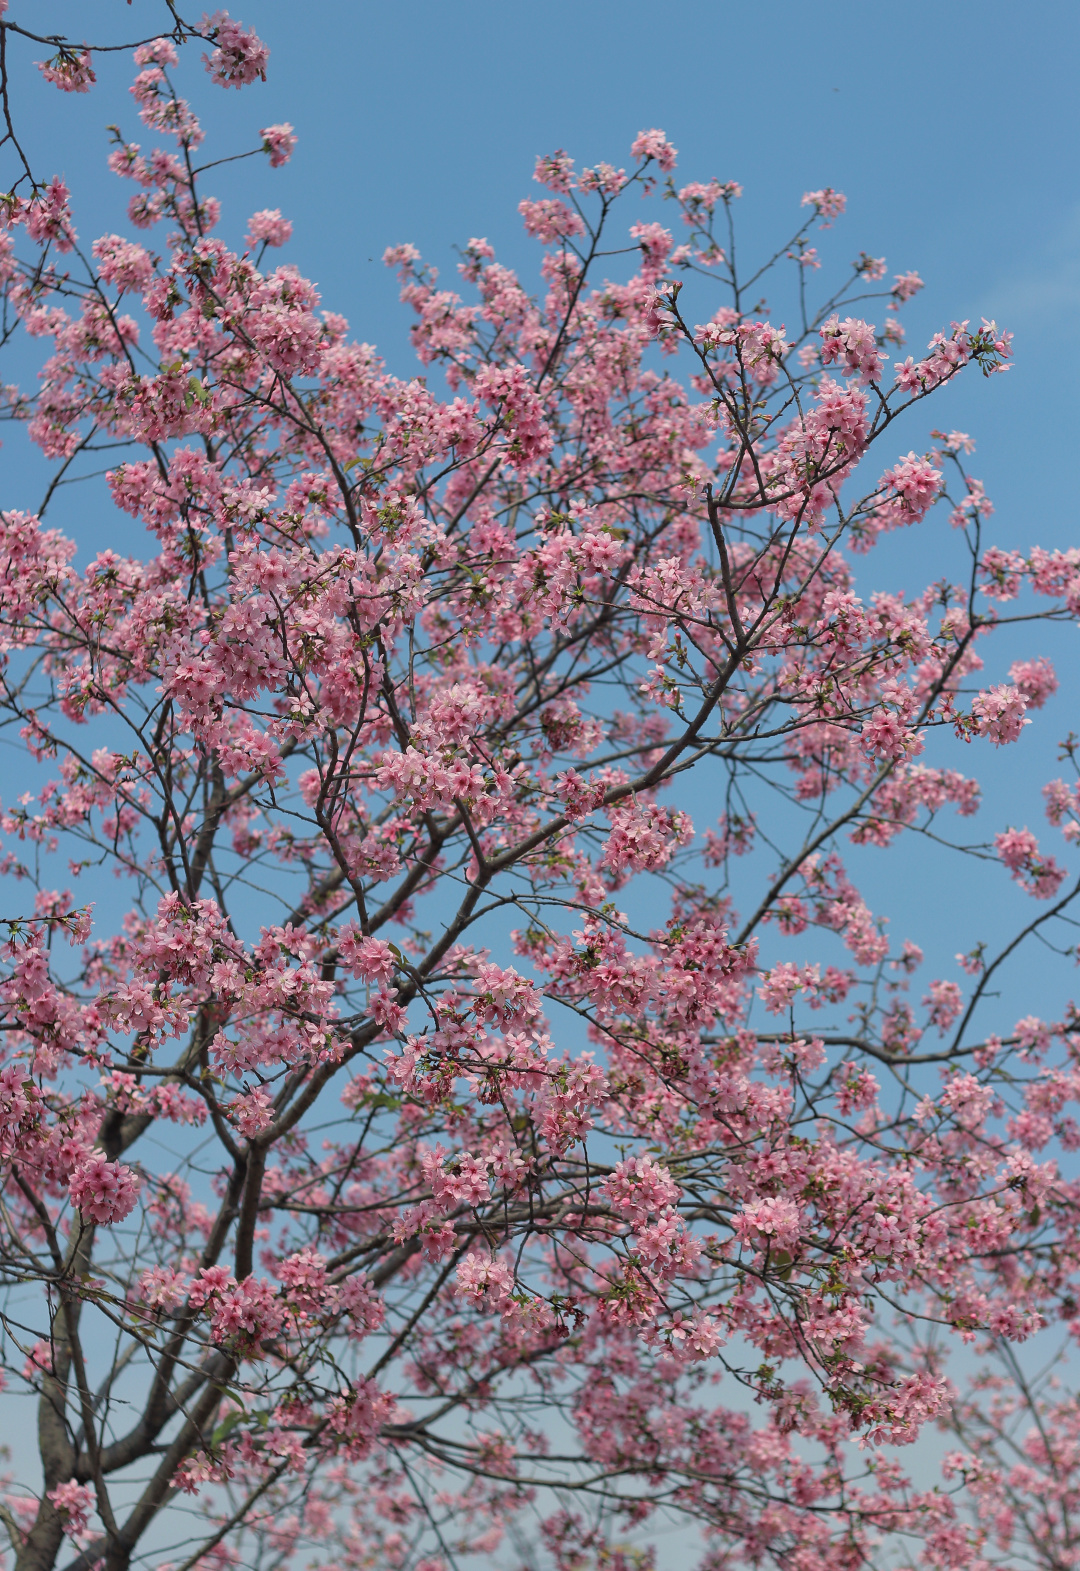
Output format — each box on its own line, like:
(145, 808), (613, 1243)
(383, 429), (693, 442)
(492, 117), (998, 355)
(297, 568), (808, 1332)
(802, 185), (846, 222)
(47, 1481), (94, 1538)
(37, 51), (96, 93)
(995, 826), (1067, 898)
(0, 25), (1073, 1571)
(630, 127), (678, 170)
(260, 121), (297, 165)
(819, 314), (884, 383)
(201, 10), (269, 87)
(67, 1154), (139, 1224)
(971, 682), (1030, 745)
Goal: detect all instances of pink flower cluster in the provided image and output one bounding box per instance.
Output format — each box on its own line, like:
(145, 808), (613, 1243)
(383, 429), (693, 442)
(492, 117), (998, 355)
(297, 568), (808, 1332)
(47, 1481), (95, 1538)
(819, 314), (884, 383)
(260, 122), (297, 166)
(995, 827), (1066, 899)
(68, 1154), (139, 1225)
(0, 35), (1072, 1571)
(38, 50), (96, 93)
(801, 186), (846, 222)
(630, 127), (678, 170)
(201, 10), (269, 87)
(970, 683), (1030, 745)
(246, 208), (293, 249)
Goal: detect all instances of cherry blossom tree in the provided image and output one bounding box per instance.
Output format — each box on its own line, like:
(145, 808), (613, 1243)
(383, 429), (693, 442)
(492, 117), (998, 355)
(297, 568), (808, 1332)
(0, 9), (1078, 1571)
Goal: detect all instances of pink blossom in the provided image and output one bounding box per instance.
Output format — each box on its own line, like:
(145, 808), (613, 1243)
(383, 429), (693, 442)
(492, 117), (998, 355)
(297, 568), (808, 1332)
(631, 128), (678, 171)
(246, 208), (292, 249)
(923, 978), (964, 1035)
(630, 221), (674, 281)
(230, 1085), (274, 1138)
(860, 1370), (949, 1446)
(0, 68), (1070, 1569)
(455, 1253), (515, 1307)
(801, 186), (846, 223)
(92, 234), (155, 292)
(533, 149), (575, 193)
(25, 177), (76, 252)
(260, 122), (297, 166)
(578, 160), (627, 195)
(892, 270), (924, 301)
(634, 1213), (701, 1277)
(38, 51), (96, 93)
(518, 198), (585, 244)
(836, 1062), (880, 1114)
(938, 1072), (995, 1128)
(678, 179), (740, 213)
(474, 362), (553, 469)
(879, 451), (942, 520)
(600, 1155), (680, 1222)
(244, 266), (322, 377)
(667, 1310), (724, 1360)
(202, 11), (269, 87)
(855, 252), (887, 279)
(979, 544), (1025, 594)
(68, 1155), (139, 1224)
(133, 40), (179, 68)
(995, 826), (1066, 899)
(1009, 656), (1057, 709)
(210, 1275), (284, 1351)
(970, 683), (1030, 745)
(735, 1196), (803, 1251)
(338, 929), (397, 985)
(758, 962), (821, 1015)
(1044, 778), (1080, 845)
(862, 707), (923, 762)
(325, 1377), (395, 1460)
(48, 1481), (94, 1538)
(819, 315), (884, 383)
(138, 1264), (186, 1311)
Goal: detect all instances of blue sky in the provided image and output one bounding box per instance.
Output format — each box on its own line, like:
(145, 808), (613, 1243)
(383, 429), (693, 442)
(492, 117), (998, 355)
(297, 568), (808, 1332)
(9, 0), (1078, 528)
(4, 0), (1080, 1027)
(10, 0), (1080, 493)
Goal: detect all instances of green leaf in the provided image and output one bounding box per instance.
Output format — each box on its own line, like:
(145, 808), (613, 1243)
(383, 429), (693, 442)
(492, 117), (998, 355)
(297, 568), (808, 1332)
(211, 1410), (245, 1445)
